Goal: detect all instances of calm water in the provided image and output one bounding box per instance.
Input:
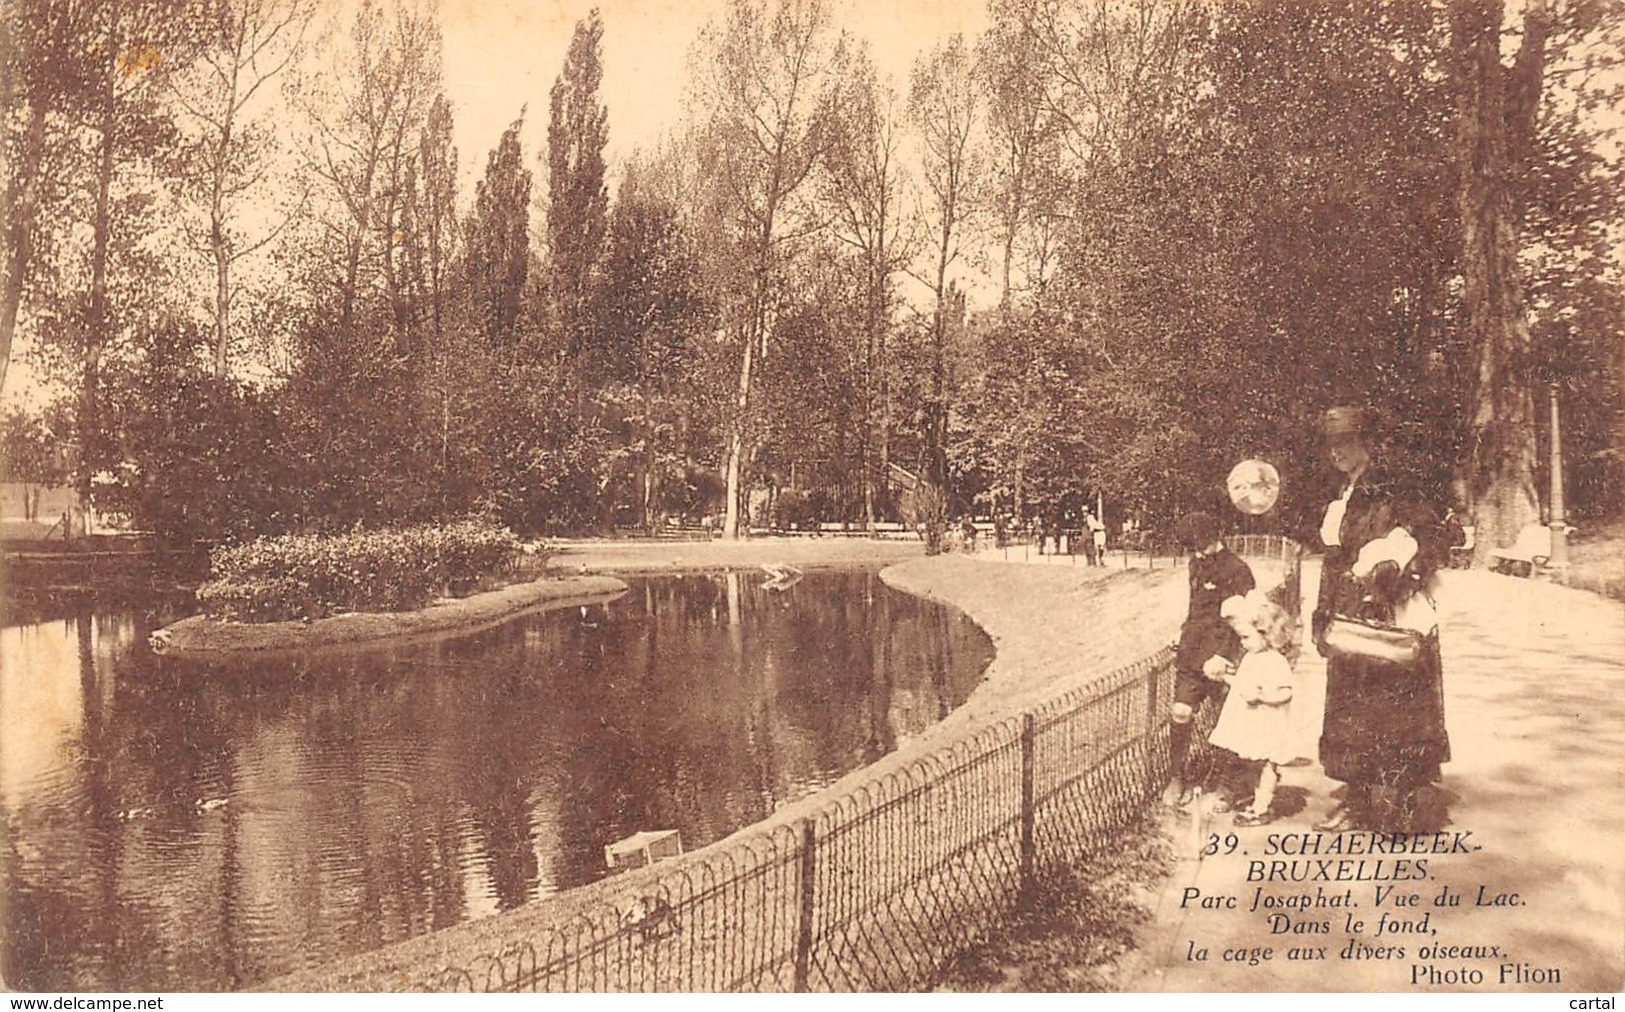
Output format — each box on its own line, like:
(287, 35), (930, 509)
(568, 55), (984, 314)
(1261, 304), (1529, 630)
(0, 570), (990, 990)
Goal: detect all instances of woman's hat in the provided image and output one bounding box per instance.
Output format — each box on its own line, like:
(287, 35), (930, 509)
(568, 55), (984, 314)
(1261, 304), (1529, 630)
(1321, 405), (1367, 437)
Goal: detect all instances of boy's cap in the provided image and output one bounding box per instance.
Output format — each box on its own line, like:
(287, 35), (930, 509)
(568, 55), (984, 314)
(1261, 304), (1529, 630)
(1322, 405), (1367, 437)
(1174, 511), (1221, 549)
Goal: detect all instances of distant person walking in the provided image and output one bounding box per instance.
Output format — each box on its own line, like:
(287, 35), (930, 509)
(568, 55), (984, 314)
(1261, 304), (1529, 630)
(1311, 405), (1450, 832)
(1163, 511), (1256, 808)
(1089, 511), (1107, 566)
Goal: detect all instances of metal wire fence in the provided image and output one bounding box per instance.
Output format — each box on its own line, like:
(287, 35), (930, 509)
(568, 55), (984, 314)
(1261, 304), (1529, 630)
(274, 538), (1300, 993)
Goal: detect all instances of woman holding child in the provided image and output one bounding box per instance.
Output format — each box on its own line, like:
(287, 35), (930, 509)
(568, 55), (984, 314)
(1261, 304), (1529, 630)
(1310, 406), (1450, 833)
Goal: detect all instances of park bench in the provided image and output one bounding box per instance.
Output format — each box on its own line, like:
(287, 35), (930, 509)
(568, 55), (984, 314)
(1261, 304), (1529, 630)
(817, 521), (863, 536)
(605, 829), (684, 871)
(1486, 522), (1560, 577)
(1447, 524), (1475, 569)
(810, 521), (912, 538)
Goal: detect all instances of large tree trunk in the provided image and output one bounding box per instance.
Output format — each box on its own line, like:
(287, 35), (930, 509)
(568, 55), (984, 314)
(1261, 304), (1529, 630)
(381, 134), (415, 352)
(861, 297), (875, 533)
(209, 44), (242, 380)
(339, 148), (380, 345)
(211, 223), (231, 378)
(879, 322), (890, 521)
(79, 39), (119, 534)
(0, 101), (45, 399)
(999, 158), (1027, 312)
(1452, 0), (1545, 562)
(1013, 451), (1025, 523)
(210, 128), (233, 379)
(722, 318), (756, 540)
(640, 338), (656, 533)
(423, 147), (450, 501)
(928, 241), (950, 494)
(1000, 219), (1017, 313)
(723, 205), (778, 540)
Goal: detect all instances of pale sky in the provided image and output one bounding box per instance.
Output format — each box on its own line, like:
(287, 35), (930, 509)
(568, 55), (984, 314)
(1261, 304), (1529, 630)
(439, 0), (990, 192)
(7, 0), (1620, 411)
(1, 1), (992, 410)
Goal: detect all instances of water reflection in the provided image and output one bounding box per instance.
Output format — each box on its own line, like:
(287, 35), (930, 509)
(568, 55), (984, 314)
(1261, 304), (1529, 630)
(0, 569), (990, 990)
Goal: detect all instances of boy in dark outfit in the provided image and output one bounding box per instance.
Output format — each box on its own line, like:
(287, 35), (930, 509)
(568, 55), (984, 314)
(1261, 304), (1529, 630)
(1162, 511), (1256, 808)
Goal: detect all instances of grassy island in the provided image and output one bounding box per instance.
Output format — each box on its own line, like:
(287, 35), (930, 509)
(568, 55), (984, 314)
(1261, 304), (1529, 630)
(151, 573), (628, 657)
(150, 520), (629, 656)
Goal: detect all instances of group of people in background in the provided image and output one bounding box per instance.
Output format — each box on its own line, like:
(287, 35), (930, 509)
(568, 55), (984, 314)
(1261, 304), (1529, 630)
(1163, 404), (1451, 833)
(979, 508), (1112, 564)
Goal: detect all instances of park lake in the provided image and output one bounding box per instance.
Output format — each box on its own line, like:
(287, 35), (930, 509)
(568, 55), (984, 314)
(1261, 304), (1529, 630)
(0, 569), (991, 990)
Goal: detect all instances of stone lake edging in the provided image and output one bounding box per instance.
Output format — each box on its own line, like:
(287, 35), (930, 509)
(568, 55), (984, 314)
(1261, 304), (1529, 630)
(150, 574), (630, 657)
(264, 554), (1196, 991)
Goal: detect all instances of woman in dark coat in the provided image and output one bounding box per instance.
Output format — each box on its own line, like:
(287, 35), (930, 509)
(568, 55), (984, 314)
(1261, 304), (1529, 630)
(1311, 406), (1451, 832)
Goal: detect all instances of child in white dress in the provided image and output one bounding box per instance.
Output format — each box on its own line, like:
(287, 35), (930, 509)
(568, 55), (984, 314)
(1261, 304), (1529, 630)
(1207, 590), (1297, 826)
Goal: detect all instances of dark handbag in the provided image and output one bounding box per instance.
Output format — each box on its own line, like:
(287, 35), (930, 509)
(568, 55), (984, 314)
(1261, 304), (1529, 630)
(1319, 614), (1424, 666)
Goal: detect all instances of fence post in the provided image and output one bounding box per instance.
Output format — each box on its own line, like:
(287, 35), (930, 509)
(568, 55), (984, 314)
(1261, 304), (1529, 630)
(794, 820), (817, 992)
(1147, 656), (1161, 739)
(1283, 539), (1302, 622)
(1020, 713), (1035, 891)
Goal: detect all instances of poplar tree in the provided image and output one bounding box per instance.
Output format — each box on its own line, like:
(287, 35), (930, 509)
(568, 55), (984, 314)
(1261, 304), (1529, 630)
(546, 9), (609, 369)
(465, 115), (531, 347)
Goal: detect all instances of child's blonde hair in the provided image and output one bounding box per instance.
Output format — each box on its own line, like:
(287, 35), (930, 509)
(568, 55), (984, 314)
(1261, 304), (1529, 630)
(1221, 589), (1296, 652)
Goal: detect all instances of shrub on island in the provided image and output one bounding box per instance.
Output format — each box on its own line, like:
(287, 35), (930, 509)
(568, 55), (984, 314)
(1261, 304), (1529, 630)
(196, 520), (532, 622)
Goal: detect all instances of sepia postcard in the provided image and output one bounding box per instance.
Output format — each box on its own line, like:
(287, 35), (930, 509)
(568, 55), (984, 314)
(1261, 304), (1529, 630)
(1, 0), (1621, 998)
